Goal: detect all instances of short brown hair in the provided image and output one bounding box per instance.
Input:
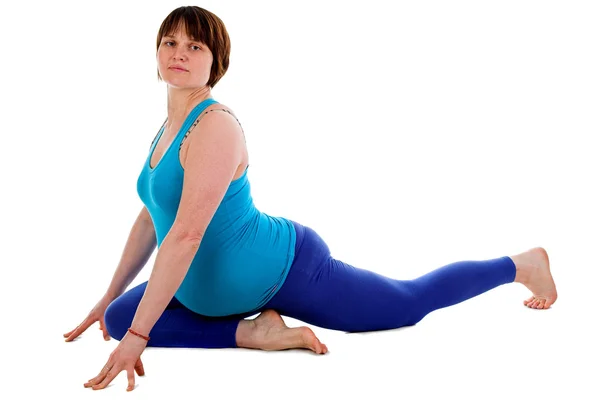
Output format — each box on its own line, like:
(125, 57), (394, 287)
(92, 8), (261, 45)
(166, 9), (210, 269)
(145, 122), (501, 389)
(156, 6), (231, 88)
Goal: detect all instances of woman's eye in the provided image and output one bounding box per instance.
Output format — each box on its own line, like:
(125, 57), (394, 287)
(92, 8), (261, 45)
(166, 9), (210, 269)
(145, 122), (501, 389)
(163, 40), (201, 50)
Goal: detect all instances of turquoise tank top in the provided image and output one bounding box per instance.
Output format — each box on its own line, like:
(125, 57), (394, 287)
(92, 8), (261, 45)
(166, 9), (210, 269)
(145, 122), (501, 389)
(136, 98), (296, 317)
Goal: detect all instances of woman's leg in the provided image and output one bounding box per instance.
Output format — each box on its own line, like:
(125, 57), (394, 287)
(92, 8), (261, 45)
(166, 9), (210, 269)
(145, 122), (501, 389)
(264, 221), (557, 332)
(104, 281), (244, 348)
(104, 281), (329, 353)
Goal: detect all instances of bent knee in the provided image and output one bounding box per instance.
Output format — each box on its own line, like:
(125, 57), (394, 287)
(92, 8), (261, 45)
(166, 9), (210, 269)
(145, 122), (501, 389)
(104, 299), (134, 340)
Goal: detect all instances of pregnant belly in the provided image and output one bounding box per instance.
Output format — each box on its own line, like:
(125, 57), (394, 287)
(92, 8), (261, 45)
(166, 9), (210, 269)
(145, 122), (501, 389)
(175, 249), (283, 316)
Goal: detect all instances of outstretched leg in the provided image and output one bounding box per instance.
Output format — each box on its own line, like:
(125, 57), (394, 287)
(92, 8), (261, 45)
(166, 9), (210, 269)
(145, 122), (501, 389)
(264, 221), (558, 332)
(104, 281), (328, 353)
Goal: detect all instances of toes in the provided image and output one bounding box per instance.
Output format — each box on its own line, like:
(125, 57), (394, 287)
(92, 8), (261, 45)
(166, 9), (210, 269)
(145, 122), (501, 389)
(312, 337), (327, 354)
(524, 296), (535, 305)
(525, 297), (537, 308)
(302, 330), (321, 353)
(315, 341), (323, 354)
(528, 298), (539, 308)
(536, 299), (546, 309)
(319, 341), (327, 354)
(543, 299), (553, 309)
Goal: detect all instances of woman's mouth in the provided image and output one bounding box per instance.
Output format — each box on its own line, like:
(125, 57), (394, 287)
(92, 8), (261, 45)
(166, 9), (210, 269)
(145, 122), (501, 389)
(169, 66), (188, 72)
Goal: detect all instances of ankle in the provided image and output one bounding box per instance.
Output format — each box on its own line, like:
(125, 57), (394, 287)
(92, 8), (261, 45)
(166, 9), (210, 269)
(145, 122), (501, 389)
(510, 255), (532, 284)
(235, 320), (256, 348)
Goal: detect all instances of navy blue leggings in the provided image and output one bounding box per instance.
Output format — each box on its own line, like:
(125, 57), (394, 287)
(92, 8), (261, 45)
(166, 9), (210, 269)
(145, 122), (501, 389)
(105, 220), (516, 348)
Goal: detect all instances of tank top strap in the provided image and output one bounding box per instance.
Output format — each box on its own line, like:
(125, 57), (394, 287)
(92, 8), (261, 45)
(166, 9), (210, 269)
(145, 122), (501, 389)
(149, 118), (167, 150)
(172, 98), (220, 150)
(148, 98), (219, 151)
(177, 101), (248, 151)
(179, 98), (220, 138)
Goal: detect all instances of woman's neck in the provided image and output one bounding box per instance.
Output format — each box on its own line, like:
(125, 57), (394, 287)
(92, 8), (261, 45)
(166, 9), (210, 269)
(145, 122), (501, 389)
(165, 86), (212, 128)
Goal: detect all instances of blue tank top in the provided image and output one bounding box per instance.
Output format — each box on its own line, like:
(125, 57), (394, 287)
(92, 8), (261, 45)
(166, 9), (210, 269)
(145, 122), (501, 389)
(136, 98), (296, 317)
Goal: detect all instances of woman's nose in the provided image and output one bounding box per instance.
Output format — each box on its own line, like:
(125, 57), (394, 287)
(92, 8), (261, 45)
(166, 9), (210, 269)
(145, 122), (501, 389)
(173, 47), (186, 60)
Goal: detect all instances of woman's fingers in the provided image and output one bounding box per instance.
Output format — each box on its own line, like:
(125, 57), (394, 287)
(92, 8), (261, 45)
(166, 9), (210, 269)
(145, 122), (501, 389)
(65, 317), (96, 342)
(63, 328), (75, 338)
(127, 368), (136, 391)
(99, 318), (110, 341)
(84, 362), (112, 388)
(91, 365), (119, 390)
(134, 358), (145, 376)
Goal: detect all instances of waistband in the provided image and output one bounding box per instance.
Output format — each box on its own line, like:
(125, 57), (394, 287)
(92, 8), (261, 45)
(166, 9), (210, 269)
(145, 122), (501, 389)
(289, 219), (307, 256)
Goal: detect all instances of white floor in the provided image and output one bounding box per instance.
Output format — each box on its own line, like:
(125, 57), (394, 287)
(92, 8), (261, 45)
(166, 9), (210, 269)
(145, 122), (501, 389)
(3, 0), (598, 398)
(24, 251), (598, 399)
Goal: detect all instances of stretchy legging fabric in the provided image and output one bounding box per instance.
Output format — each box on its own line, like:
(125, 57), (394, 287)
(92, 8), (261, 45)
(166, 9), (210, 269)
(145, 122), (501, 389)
(104, 220), (516, 348)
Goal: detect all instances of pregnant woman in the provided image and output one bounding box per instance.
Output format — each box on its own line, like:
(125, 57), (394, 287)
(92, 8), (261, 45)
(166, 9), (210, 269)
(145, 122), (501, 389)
(64, 5), (558, 392)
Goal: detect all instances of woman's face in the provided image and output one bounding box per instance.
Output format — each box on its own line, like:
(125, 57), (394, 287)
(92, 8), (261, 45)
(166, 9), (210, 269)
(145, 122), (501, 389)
(156, 28), (213, 89)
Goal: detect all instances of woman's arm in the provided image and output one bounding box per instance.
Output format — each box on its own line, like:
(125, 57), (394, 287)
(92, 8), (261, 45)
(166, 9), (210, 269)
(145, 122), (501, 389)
(129, 111), (245, 336)
(105, 207), (157, 299)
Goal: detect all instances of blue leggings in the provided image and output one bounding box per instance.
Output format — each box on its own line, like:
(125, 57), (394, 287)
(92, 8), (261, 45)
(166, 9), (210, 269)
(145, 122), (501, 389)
(105, 220), (516, 348)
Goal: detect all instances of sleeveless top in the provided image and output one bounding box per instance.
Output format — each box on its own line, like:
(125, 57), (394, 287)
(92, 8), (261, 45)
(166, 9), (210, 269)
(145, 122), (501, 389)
(136, 98), (296, 316)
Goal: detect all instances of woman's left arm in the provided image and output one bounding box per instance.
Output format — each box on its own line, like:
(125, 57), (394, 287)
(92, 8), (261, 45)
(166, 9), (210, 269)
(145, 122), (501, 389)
(84, 111), (245, 391)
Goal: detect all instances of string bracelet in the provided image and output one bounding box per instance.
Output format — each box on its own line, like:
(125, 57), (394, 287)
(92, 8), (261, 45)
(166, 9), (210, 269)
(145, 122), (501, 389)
(128, 328), (150, 341)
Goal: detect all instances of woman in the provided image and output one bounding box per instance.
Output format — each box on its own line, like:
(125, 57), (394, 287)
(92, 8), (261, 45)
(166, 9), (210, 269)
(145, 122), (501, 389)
(64, 6), (558, 392)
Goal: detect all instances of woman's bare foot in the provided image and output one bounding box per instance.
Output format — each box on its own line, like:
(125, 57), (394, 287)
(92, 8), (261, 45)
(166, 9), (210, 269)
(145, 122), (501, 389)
(510, 247), (558, 309)
(236, 309), (328, 354)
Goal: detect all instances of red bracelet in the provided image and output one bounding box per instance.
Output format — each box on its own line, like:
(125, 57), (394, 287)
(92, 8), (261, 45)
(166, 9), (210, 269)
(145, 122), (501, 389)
(127, 328), (150, 341)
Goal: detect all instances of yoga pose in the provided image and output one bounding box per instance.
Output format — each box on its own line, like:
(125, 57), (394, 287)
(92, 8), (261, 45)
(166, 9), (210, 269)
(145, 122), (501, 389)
(64, 6), (558, 392)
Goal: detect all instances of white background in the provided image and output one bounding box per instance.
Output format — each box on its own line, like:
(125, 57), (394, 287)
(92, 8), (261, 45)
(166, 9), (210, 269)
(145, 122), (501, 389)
(1, 0), (598, 398)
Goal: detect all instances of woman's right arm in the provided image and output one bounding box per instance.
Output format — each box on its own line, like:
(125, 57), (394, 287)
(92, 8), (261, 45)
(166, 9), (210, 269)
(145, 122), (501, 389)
(64, 207), (157, 342)
(105, 206), (157, 299)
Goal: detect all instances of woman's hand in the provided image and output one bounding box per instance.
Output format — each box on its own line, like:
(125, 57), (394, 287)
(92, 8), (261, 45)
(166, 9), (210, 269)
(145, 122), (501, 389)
(84, 331), (147, 391)
(64, 295), (114, 342)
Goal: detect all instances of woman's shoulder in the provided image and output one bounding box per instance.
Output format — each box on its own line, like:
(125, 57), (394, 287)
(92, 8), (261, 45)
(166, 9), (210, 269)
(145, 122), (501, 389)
(201, 102), (244, 131)
(203, 101), (237, 117)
